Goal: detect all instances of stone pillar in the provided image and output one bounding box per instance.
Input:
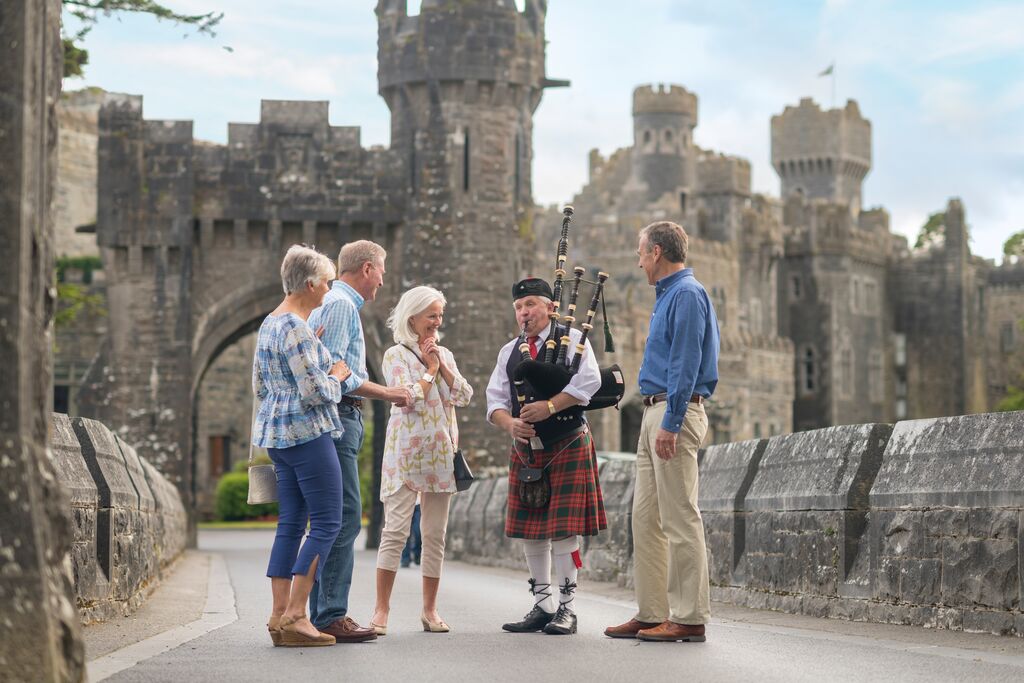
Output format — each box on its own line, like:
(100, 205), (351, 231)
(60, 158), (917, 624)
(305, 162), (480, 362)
(0, 0), (87, 679)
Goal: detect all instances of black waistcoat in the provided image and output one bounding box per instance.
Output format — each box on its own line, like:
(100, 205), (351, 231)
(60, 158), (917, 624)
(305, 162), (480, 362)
(505, 324), (586, 448)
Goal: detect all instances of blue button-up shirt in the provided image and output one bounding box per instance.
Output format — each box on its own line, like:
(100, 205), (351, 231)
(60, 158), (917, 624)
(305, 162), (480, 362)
(308, 281), (367, 396)
(638, 268), (720, 432)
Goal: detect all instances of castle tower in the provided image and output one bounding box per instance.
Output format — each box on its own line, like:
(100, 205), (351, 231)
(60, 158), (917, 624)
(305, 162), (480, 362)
(626, 84), (698, 208)
(771, 98), (871, 214)
(376, 0), (563, 463)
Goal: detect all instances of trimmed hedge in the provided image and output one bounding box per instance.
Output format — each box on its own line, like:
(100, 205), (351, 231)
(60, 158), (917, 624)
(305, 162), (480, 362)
(215, 470), (278, 521)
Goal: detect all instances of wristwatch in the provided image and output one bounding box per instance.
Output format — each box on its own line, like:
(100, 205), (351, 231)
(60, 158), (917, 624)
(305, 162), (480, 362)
(422, 372), (436, 384)
(547, 400), (557, 415)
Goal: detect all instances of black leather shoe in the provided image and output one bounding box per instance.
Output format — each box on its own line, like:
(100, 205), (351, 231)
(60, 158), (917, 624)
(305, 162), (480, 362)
(543, 604), (577, 635)
(502, 605), (556, 633)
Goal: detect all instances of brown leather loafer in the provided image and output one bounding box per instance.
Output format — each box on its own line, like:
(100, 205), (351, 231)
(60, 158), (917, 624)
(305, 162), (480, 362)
(604, 618), (662, 639)
(319, 616), (378, 643)
(637, 621), (706, 642)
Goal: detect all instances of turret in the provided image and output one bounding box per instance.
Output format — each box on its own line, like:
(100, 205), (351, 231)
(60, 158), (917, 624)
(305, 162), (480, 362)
(376, 0), (564, 464)
(771, 98), (871, 214)
(626, 83), (698, 205)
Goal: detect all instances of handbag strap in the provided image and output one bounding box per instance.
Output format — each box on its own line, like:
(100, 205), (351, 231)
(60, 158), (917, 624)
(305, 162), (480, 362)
(249, 352), (259, 466)
(401, 344), (459, 449)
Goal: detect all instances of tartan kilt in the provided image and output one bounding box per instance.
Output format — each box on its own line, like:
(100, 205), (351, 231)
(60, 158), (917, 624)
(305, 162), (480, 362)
(505, 429), (607, 540)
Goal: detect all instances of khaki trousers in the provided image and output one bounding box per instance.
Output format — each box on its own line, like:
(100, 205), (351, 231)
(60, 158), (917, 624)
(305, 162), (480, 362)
(376, 486), (452, 578)
(632, 401), (711, 625)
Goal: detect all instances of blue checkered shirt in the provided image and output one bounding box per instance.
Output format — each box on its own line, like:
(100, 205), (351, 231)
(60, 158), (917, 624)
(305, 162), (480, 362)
(252, 313), (343, 449)
(307, 280), (367, 396)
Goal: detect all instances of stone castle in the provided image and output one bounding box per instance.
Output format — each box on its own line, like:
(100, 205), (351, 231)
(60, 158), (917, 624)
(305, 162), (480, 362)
(51, 1), (1024, 518)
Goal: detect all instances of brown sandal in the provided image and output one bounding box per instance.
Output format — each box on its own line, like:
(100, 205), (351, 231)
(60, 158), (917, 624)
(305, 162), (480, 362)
(278, 615), (335, 647)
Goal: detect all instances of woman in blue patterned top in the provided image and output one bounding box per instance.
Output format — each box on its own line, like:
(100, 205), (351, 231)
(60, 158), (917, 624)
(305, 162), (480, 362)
(253, 244), (351, 648)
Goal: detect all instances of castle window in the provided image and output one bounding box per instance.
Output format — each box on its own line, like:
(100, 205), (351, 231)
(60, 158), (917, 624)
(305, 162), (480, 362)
(800, 346), (816, 394)
(864, 279), (877, 314)
(642, 129), (655, 153)
(851, 277), (861, 313)
(663, 129), (674, 145)
(753, 422), (762, 438)
(679, 192), (687, 214)
(839, 346), (854, 399)
(790, 275), (802, 300)
(1002, 322), (1016, 353)
(410, 130), (418, 191)
(868, 352), (884, 403)
(896, 398), (907, 420)
(514, 131), (521, 201)
(463, 129), (471, 192)
(893, 333), (907, 367)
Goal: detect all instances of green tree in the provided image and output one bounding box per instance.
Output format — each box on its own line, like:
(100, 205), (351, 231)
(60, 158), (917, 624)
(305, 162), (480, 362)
(62, 1), (222, 78)
(1004, 230), (1024, 263)
(996, 319), (1024, 413)
(914, 211), (945, 250)
(55, 256), (105, 329)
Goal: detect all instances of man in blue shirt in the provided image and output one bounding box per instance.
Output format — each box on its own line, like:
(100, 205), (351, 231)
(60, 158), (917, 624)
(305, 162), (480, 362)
(306, 240), (411, 643)
(605, 221), (719, 644)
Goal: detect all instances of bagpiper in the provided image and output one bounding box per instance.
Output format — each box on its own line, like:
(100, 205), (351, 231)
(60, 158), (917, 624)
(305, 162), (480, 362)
(485, 275), (607, 635)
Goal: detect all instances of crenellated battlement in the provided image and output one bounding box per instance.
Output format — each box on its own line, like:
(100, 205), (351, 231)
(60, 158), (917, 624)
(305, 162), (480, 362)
(633, 83), (698, 120)
(377, 0), (549, 92)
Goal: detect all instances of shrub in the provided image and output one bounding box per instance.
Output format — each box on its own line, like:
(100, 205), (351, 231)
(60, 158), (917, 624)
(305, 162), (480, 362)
(215, 470), (278, 521)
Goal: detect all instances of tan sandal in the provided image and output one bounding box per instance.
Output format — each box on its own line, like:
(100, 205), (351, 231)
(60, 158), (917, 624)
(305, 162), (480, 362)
(267, 615), (283, 646)
(421, 615), (450, 633)
(279, 615), (335, 647)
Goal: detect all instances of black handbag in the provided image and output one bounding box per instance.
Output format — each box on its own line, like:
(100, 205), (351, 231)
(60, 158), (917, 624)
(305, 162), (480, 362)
(452, 448), (475, 492)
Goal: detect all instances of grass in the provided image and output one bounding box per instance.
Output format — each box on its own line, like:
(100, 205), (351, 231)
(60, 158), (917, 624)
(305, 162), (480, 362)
(199, 520), (279, 530)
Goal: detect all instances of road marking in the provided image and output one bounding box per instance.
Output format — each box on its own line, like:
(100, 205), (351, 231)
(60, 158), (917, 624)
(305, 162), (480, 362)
(87, 553), (237, 682)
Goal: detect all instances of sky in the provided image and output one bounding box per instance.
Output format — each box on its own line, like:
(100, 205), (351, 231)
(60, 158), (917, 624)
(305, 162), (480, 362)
(64, 0), (1024, 262)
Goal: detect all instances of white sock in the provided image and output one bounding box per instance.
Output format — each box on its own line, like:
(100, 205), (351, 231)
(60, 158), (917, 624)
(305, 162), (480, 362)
(552, 536), (580, 614)
(522, 539), (555, 613)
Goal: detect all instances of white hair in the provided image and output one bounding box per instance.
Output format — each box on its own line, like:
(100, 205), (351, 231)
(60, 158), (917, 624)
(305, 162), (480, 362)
(280, 244), (335, 295)
(337, 240), (386, 275)
(387, 286), (447, 345)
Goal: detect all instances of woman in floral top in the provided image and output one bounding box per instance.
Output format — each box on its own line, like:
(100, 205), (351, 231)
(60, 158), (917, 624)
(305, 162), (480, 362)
(252, 245), (351, 648)
(370, 286), (473, 635)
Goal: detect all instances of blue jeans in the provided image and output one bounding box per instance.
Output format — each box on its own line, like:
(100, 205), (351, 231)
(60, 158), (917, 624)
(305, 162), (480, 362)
(266, 433), (342, 582)
(401, 504), (422, 566)
(309, 403), (363, 628)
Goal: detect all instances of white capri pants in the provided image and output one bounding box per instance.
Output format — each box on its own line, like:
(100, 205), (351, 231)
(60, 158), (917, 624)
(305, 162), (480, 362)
(376, 485), (453, 578)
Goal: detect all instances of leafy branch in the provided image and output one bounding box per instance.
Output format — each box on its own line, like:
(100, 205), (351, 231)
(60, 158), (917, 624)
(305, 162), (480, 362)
(62, 1), (223, 77)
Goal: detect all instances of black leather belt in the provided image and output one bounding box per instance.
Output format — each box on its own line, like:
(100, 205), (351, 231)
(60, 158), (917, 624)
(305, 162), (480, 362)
(340, 395), (363, 409)
(641, 392), (704, 407)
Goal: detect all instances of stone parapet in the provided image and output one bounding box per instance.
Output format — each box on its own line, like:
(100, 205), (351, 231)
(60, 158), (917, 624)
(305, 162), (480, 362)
(50, 414), (186, 623)
(446, 413), (1024, 636)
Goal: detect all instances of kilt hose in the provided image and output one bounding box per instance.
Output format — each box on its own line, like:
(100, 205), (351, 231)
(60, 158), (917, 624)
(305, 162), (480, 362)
(505, 428), (607, 540)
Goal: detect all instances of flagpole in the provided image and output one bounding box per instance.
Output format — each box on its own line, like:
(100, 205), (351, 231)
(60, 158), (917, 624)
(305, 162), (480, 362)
(832, 62), (837, 107)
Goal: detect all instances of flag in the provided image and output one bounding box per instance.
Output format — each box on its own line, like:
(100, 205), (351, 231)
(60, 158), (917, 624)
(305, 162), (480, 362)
(818, 63), (834, 77)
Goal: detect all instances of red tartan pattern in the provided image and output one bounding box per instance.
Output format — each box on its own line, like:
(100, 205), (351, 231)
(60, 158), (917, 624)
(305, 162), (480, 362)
(505, 430), (607, 539)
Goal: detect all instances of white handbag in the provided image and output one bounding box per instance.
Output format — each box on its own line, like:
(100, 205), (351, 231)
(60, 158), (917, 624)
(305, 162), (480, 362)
(247, 382), (278, 505)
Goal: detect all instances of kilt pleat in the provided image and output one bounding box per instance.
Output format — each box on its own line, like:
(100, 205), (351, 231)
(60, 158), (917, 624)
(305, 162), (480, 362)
(505, 429), (607, 539)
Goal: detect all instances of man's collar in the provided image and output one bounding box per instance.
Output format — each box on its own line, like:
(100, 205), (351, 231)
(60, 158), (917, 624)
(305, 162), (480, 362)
(526, 323), (551, 342)
(332, 280), (364, 310)
(655, 267), (692, 295)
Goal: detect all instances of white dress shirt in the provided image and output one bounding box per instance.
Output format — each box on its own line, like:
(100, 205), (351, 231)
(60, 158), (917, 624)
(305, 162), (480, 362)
(485, 325), (602, 423)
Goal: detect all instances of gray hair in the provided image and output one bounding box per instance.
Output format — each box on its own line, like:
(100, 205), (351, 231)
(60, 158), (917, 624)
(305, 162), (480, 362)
(337, 240), (386, 275)
(640, 221), (689, 263)
(280, 244), (336, 295)
(387, 285), (446, 345)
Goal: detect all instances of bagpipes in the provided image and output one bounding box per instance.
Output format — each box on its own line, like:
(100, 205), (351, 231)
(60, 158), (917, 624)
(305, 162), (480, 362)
(513, 206), (625, 411)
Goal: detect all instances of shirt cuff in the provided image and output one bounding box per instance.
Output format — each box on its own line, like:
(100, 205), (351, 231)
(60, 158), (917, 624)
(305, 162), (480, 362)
(562, 384), (592, 406)
(661, 410), (685, 433)
(486, 403), (508, 425)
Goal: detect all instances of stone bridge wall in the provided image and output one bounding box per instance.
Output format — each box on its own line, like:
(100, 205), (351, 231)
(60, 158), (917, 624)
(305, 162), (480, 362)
(447, 411), (1024, 636)
(51, 413), (187, 622)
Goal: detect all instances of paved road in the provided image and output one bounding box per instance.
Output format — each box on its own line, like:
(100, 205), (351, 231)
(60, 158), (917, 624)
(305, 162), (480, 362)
(99, 530), (1024, 682)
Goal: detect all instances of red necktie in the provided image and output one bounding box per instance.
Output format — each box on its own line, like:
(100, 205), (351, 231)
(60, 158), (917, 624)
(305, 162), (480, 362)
(528, 336), (540, 360)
